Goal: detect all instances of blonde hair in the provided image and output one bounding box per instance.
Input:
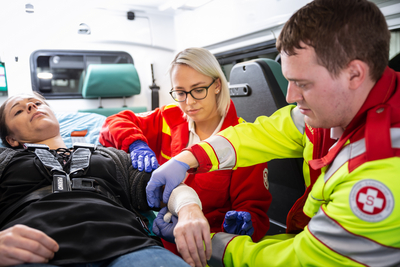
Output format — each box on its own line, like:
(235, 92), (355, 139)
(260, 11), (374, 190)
(169, 47), (230, 117)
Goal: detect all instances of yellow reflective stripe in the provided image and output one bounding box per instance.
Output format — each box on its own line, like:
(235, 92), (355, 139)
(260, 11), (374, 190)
(162, 118), (171, 136)
(161, 150), (171, 160)
(198, 142), (220, 171)
(164, 103), (178, 110)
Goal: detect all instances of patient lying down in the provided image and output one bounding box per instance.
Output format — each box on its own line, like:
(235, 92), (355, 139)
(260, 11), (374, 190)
(0, 93), (210, 267)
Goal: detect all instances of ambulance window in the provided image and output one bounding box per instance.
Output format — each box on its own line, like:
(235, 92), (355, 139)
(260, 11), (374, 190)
(389, 29), (400, 72)
(30, 50), (133, 99)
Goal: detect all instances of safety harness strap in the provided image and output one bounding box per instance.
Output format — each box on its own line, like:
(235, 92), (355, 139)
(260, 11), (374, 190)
(35, 148), (65, 174)
(70, 148), (92, 176)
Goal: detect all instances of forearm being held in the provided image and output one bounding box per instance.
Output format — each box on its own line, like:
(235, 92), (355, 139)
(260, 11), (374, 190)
(174, 151), (199, 169)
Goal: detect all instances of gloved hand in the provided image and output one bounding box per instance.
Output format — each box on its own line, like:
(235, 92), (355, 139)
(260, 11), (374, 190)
(146, 158), (189, 208)
(152, 207), (177, 244)
(129, 140), (158, 172)
(223, 211), (254, 236)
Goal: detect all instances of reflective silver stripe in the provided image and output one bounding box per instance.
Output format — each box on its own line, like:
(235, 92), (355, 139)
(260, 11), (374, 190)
(391, 128), (400, 148)
(291, 107), (305, 135)
(324, 138), (365, 182)
(309, 209), (400, 266)
(324, 127), (400, 182)
(205, 135), (236, 170)
(208, 233), (237, 267)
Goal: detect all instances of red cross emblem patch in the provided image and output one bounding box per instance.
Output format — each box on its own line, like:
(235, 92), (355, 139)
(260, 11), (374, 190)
(350, 180), (394, 222)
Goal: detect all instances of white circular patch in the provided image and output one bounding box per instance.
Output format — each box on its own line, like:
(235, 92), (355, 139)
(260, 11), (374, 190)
(349, 179), (394, 222)
(263, 168), (269, 190)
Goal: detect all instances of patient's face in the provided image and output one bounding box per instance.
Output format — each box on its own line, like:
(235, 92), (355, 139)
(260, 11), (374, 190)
(4, 95), (60, 147)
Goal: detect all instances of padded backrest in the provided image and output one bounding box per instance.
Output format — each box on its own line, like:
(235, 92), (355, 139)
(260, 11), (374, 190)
(229, 58), (305, 235)
(229, 59), (288, 122)
(79, 64), (147, 116)
(81, 64), (141, 98)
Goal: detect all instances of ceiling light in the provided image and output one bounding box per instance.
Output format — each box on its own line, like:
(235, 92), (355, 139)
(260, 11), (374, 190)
(78, 23), (91, 35)
(25, 3), (34, 13)
(37, 73), (53, 79)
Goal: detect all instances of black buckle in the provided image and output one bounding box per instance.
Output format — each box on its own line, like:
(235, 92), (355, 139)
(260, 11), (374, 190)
(73, 143), (96, 152)
(52, 173), (71, 193)
(71, 178), (96, 192)
(24, 143), (50, 151)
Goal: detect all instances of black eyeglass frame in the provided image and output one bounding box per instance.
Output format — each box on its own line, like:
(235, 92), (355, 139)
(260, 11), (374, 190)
(169, 79), (216, 102)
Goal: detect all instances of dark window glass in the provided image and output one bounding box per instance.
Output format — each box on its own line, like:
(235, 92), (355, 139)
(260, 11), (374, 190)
(30, 50), (133, 99)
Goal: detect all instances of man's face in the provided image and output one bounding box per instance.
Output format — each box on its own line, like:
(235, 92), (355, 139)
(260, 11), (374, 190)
(5, 95), (59, 147)
(282, 43), (354, 129)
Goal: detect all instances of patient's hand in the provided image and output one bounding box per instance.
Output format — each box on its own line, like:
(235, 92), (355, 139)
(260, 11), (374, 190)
(152, 207), (177, 243)
(0, 224), (59, 266)
(174, 204), (211, 267)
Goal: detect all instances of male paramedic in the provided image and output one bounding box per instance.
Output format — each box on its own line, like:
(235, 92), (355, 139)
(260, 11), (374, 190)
(145, 0), (400, 266)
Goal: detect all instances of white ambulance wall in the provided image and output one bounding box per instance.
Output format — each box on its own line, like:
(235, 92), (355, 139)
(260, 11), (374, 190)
(174, 0), (312, 54)
(174, 0), (400, 54)
(0, 0), (177, 112)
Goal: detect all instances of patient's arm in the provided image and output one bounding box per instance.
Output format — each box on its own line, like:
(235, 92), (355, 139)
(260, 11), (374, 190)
(0, 224), (58, 266)
(168, 184), (211, 267)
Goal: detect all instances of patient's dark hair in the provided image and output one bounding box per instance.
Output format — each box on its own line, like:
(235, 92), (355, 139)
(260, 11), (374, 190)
(276, 0), (390, 82)
(0, 92), (48, 147)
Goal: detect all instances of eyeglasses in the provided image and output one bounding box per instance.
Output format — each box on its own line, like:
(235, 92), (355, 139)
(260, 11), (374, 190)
(169, 80), (216, 102)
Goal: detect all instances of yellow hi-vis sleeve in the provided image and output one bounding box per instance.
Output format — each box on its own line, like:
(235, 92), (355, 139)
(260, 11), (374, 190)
(204, 105), (305, 170)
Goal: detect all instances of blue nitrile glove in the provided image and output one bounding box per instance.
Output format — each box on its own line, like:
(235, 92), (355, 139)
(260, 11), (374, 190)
(146, 158), (189, 208)
(223, 211), (254, 236)
(129, 140), (159, 173)
(152, 207), (177, 244)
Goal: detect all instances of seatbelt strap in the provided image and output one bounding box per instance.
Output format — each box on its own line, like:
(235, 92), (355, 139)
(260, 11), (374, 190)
(0, 186), (52, 226)
(70, 148), (91, 177)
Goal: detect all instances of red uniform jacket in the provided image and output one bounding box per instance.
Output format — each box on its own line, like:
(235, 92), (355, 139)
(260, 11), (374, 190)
(100, 100), (271, 252)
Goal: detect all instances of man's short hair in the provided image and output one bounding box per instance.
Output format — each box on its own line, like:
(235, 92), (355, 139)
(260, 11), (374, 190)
(277, 0), (390, 82)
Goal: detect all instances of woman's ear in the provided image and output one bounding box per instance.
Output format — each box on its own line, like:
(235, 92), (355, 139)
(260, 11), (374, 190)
(215, 78), (221, 94)
(5, 135), (20, 147)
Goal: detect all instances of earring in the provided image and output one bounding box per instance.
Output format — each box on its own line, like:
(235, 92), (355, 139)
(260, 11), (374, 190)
(216, 90), (220, 93)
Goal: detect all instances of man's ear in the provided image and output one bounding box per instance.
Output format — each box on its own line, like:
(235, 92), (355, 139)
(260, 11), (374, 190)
(346, 60), (368, 90)
(5, 136), (20, 147)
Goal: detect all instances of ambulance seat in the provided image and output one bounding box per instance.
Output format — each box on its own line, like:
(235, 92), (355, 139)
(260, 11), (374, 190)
(229, 58), (305, 235)
(79, 64), (147, 116)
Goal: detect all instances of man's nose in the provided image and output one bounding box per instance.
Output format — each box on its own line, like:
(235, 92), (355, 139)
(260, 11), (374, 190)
(286, 82), (302, 104)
